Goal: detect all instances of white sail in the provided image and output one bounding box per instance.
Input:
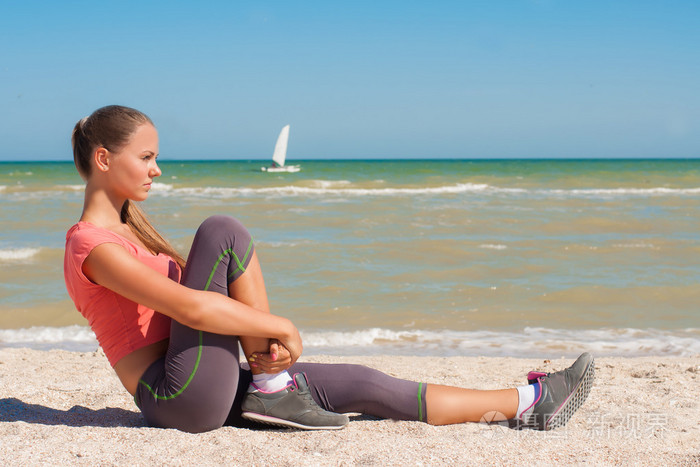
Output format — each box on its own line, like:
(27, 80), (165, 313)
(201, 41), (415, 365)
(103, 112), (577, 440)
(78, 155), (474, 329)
(261, 124), (300, 172)
(271, 125), (290, 167)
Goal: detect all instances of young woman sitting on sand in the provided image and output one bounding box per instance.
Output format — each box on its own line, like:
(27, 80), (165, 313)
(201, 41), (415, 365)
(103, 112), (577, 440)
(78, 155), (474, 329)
(64, 105), (595, 433)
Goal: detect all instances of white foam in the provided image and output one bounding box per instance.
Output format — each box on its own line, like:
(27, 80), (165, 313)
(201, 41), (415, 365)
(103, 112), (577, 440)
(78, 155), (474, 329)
(302, 328), (420, 348)
(300, 327), (700, 358)
(613, 242), (656, 249)
(0, 247), (41, 261)
(6, 184), (84, 194)
(146, 182), (700, 201)
(0, 325), (98, 352)
(479, 244), (508, 250)
(309, 180), (352, 189)
(0, 325), (697, 357)
(15, 180), (700, 202)
(257, 239), (311, 248)
(4, 189), (77, 200)
(151, 182), (173, 191)
(57, 184), (85, 191)
(154, 183), (492, 199)
(541, 187), (700, 198)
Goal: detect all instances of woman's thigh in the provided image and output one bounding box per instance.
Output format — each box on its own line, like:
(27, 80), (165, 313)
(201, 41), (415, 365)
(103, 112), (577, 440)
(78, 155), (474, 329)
(135, 321), (242, 433)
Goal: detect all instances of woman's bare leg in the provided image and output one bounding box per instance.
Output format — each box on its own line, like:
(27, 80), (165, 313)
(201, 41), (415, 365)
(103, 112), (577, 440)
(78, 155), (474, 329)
(426, 385), (518, 425)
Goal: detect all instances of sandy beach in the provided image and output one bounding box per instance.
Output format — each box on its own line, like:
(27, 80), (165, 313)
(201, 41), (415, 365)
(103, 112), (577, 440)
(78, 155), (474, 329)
(0, 348), (698, 466)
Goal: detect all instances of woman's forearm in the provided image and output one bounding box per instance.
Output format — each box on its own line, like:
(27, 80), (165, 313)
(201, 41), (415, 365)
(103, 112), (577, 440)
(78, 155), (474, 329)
(179, 289), (298, 345)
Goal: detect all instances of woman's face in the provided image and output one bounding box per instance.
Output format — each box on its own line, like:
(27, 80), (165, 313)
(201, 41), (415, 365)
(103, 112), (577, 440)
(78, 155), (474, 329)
(104, 123), (161, 202)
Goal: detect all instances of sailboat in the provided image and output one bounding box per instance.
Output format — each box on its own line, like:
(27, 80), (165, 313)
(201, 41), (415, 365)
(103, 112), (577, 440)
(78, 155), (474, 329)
(261, 124), (300, 172)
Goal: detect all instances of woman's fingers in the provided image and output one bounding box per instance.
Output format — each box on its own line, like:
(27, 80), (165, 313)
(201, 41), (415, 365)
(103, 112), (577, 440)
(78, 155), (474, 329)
(269, 340), (279, 361)
(249, 341), (293, 373)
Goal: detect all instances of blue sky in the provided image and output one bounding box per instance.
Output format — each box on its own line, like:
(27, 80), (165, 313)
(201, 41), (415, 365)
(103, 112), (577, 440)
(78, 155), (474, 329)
(1, 1), (698, 160)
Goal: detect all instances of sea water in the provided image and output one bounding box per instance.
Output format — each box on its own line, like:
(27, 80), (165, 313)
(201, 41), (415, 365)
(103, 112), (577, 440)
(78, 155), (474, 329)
(1, 159), (699, 357)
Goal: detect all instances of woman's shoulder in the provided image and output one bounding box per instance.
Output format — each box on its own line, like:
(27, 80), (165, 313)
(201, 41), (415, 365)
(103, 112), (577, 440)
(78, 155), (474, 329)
(66, 221), (129, 253)
(67, 220), (121, 240)
(64, 222), (134, 292)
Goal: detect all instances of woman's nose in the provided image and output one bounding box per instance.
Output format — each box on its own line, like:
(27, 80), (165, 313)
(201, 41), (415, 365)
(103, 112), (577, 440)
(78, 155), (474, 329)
(151, 161), (162, 177)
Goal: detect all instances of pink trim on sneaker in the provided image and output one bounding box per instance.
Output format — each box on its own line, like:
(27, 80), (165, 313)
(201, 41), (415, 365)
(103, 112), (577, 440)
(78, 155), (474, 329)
(249, 381), (294, 394)
(527, 371), (547, 383)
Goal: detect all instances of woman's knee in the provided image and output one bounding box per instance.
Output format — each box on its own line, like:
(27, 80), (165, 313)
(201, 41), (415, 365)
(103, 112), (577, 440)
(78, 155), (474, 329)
(182, 215), (255, 291)
(197, 215), (251, 241)
(195, 216), (254, 261)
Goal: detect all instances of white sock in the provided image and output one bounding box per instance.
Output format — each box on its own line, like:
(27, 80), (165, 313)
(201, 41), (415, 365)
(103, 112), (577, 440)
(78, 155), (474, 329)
(250, 371), (293, 393)
(516, 384), (536, 419)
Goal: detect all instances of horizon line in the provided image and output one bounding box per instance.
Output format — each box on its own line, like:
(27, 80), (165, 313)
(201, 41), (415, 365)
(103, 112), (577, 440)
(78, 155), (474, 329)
(1, 156), (699, 164)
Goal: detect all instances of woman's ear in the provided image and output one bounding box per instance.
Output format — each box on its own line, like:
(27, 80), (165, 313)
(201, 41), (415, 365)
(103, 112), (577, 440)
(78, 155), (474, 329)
(94, 147), (110, 172)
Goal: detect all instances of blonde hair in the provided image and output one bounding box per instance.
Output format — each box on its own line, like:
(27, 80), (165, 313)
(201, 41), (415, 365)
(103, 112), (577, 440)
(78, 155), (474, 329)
(72, 105), (186, 268)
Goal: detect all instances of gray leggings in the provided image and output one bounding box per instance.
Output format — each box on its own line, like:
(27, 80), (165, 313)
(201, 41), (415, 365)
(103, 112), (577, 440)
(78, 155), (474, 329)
(134, 215), (427, 433)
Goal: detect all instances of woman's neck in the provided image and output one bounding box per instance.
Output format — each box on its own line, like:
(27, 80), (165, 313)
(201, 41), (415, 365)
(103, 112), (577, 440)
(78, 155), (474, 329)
(80, 182), (125, 229)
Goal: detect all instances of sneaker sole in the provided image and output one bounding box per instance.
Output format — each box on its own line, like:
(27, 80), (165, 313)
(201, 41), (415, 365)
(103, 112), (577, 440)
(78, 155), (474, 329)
(241, 411), (348, 430)
(545, 355), (595, 430)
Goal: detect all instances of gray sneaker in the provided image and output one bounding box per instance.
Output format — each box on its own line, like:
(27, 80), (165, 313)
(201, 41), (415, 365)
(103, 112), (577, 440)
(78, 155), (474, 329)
(521, 352), (595, 431)
(241, 373), (349, 430)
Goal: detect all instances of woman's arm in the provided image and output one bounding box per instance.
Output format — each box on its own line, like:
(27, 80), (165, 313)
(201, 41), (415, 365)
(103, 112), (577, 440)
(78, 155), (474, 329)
(82, 242), (302, 359)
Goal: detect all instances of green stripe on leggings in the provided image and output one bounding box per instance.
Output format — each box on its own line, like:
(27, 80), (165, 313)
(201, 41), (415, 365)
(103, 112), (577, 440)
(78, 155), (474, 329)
(227, 238), (254, 280)
(418, 382), (424, 422)
(138, 330), (203, 400)
(202, 238), (253, 289)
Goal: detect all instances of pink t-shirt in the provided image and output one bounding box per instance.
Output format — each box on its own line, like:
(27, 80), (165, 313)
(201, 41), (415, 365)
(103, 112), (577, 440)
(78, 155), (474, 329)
(64, 221), (180, 367)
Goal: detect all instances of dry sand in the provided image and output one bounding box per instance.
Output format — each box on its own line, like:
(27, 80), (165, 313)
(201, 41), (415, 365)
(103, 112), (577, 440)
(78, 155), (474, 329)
(0, 348), (698, 466)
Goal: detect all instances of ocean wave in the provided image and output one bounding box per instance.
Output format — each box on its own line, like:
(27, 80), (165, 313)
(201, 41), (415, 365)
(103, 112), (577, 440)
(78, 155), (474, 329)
(479, 244), (508, 250)
(612, 242), (656, 249)
(5, 181), (700, 200)
(145, 183), (700, 200)
(256, 239), (313, 248)
(1, 188), (82, 200)
(56, 184), (85, 191)
(309, 179), (353, 189)
(539, 187), (700, 198)
(151, 182), (174, 191)
(0, 325), (98, 352)
(300, 327), (700, 358)
(0, 247), (41, 261)
(1, 325), (697, 357)
(153, 183), (493, 199)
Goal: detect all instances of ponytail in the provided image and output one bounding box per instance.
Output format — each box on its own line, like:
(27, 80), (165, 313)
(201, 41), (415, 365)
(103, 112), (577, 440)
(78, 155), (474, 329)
(71, 117), (92, 179)
(121, 201), (186, 269)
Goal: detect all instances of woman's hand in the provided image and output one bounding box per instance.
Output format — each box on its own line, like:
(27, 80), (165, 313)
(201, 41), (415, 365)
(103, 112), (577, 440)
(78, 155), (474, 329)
(249, 339), (297, 374)
(278, 322), (303, 365)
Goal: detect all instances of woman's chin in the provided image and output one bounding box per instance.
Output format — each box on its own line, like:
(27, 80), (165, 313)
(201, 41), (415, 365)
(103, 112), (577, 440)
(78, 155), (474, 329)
(131, 193), (150, 202)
